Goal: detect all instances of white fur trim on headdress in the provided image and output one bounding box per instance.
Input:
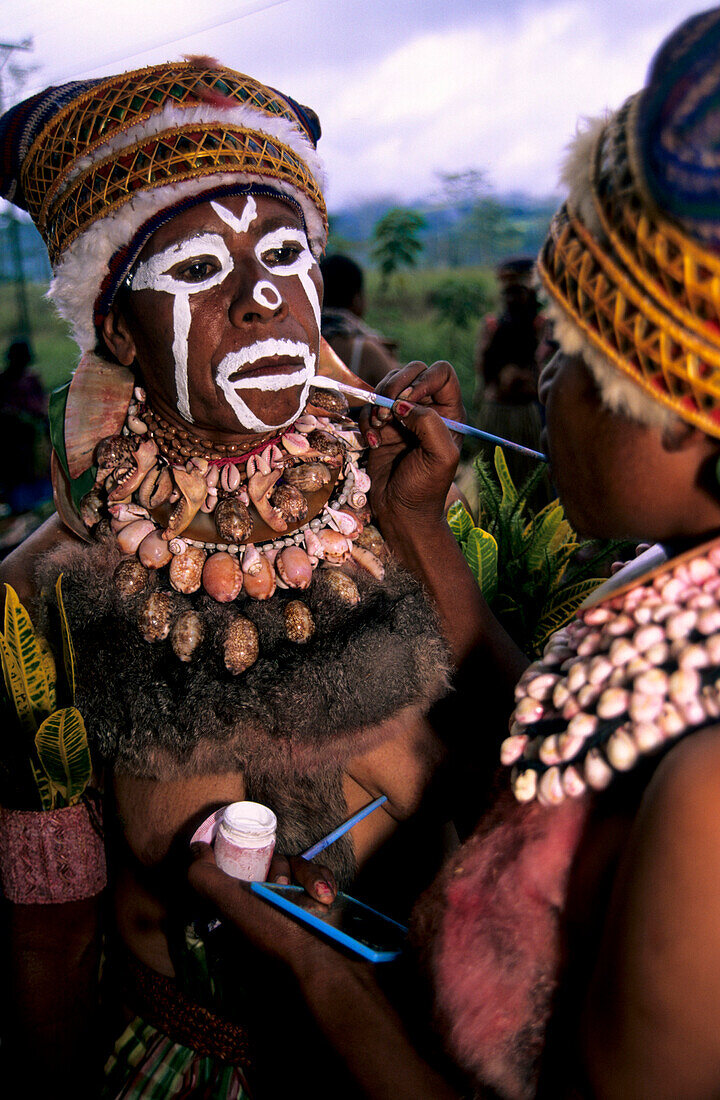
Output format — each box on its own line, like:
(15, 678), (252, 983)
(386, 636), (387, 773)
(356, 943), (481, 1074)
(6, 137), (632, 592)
(48, 101), (327, 352)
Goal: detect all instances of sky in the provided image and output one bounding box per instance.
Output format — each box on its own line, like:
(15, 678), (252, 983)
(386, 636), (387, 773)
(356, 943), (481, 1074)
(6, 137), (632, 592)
(1, 0), (710, 210)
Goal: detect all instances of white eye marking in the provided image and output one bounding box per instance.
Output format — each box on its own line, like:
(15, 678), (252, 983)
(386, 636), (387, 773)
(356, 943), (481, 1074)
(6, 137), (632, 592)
(254, 227), (320, 334)
(211, 196), (257, 235)
(131, 233), (233, 422)
(253, 280), (283, 310)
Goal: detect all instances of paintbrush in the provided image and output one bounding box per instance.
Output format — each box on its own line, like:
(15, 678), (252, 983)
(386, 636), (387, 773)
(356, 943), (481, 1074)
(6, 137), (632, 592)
(300, 795), (388, 860)
(311, 375), (548, 462)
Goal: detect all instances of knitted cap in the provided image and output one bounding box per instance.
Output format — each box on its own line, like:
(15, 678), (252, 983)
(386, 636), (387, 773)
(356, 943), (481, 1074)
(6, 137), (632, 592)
(538, 6), (720, 439)
(0, 60), (328, 350)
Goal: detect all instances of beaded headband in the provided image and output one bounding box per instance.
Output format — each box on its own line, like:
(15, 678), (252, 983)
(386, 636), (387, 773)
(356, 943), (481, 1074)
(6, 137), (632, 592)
(537, 6), (720, 440)
(0, 61), (327, 351)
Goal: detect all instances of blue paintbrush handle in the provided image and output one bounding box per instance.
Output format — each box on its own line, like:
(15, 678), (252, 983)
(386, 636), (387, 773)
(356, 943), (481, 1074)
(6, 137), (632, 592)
(367, 391), (547, 462)
(301, 795), (388, 860)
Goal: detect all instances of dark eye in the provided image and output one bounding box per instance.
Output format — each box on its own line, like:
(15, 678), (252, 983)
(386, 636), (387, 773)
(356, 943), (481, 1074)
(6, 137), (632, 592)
(261, 243), (302, 267)
(173, 258), (221, 283)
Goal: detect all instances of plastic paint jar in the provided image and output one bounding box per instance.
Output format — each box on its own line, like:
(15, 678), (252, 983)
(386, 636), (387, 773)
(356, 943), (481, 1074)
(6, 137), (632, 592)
(214, 801), (277, 882)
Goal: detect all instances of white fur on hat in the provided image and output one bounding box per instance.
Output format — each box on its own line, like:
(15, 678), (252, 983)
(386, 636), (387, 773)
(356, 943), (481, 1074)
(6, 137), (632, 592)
(48, 101), (328, 352)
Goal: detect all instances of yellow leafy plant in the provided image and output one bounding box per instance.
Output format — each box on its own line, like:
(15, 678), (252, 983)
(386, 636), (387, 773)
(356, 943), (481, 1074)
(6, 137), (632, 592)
(0, 577), (91, 810)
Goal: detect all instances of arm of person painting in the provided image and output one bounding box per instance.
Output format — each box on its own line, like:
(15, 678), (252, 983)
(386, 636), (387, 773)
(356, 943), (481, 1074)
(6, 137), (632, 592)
(363, 361), (527, 679)
(189, 844), (460, 1100)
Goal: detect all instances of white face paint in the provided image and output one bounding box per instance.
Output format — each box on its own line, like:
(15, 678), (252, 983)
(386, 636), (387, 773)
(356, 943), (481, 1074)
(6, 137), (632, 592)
(215, 338), (316, 432)
(254, 226), (321, 334)
(211, 196), (257, 235)
(129, 199), (321, 434)
(131, 232), (233, 423)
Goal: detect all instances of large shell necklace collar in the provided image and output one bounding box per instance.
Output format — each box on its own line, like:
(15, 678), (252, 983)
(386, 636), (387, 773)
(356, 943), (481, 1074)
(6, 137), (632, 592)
(505, 538), (720, 806)
(76, 379), (384, 606)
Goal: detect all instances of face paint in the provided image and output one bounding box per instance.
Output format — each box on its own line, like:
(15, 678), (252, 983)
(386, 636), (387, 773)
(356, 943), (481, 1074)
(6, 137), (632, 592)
(131, 232), (233, 423)
(211, 197), (257, 235)
(254, 227), (321, 334)
(253, 281), (283, 310)
(215, 338), (316, 432)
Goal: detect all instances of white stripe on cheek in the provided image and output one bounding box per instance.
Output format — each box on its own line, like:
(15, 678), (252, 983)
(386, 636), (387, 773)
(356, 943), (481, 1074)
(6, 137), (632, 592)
(253, 281), (283, 310)
(172, 295), (193, 423)
(211, 197), (257, 235)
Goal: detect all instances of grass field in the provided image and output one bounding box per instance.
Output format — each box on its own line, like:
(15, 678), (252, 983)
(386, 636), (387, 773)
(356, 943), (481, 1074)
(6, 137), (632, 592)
(0, 264), (498, 414)
(0, 281), (77, 393)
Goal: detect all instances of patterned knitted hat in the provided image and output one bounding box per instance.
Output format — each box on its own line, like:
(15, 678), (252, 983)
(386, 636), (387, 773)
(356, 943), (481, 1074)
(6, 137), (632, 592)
(0, 60), (327, 351)
(538, 7), (720, 438)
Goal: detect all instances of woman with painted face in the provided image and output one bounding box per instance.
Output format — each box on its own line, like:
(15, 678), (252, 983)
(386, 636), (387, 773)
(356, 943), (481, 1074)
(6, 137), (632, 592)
(0, 64), (457, 1095)
(189, 10), (720, 1098)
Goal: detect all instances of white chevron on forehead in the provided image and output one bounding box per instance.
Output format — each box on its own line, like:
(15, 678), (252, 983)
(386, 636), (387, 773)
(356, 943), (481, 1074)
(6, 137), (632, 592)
(211, 197), (257, 235)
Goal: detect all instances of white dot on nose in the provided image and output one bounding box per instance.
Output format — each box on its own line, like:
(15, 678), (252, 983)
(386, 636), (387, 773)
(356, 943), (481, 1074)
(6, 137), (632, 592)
(253, 281), (283, 310)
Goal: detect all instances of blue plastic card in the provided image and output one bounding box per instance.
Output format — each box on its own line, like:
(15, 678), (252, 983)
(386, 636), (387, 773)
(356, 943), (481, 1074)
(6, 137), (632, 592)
(250, 882), (407, 963)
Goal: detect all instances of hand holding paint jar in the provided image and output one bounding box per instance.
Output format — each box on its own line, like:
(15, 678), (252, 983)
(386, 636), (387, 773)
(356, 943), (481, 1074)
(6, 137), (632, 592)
(214, 801), (277, 882)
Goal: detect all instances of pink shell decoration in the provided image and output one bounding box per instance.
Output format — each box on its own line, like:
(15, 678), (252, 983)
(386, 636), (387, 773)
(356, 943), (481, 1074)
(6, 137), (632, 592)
(202, 552), (243, 602)
(64, 352), (135, 479)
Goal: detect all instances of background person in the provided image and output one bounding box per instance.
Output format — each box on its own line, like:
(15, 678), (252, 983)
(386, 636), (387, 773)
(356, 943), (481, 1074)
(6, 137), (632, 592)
(320, 253), (399, 387)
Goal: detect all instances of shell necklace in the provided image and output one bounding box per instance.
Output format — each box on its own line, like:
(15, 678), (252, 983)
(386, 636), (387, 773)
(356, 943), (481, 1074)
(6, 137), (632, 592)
(505, 539), (720, 805)
(80, 384), (386, 605)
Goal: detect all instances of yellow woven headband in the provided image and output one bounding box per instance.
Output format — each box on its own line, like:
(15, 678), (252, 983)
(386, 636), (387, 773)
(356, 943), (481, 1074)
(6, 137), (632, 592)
(538, 95), (720, 440)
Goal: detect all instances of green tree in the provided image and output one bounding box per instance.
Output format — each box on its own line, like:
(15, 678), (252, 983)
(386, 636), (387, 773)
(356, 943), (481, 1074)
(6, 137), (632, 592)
(461, 197), (523, 265)
(371, 208), (426, 290)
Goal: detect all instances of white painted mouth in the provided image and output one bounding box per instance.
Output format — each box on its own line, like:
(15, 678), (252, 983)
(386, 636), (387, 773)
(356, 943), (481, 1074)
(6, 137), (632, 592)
(215, 338), (316, 432)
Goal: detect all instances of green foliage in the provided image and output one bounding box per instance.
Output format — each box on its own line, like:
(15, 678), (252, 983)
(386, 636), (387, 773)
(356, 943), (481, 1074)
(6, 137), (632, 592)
(448, 448), (625, 656)
(371, 208), (426, 288)
(0, 579), (92, 809)
(428, 275), (491, 330)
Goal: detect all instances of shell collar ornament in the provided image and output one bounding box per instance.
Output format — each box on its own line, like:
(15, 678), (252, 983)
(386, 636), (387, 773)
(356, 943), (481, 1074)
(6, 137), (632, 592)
(505, 540), (720, 805)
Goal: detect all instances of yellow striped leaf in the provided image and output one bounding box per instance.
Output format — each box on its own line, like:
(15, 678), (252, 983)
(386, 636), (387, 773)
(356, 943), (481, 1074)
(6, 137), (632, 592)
(494, 447), (518, 517)
(0, 634), (37, 735)
(447, 500), (474, 544)
(35, 706), (91, 807)
(55, 574), (76, 701)
(30, 758), (56, 811)
(2, 585), (55, 723)
(465, 527), (499, 602)
(37, 636), (58, 713)
(533, 578), (606, 652)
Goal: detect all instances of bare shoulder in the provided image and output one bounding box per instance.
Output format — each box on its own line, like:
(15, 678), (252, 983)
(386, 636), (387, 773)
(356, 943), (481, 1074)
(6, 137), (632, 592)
(581, 725), (720, 1097)
(0, 514), (81, 607)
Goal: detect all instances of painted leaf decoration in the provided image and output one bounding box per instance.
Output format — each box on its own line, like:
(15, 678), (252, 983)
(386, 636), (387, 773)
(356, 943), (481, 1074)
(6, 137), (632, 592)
(447, 500), (474, 544)
(2, 585), (55, 724)
(465, 527), (499, 603)
(55, 574), (76, 701)
(0, 635), (37, 735)
(532, 578), (606, 652)
(30, 758), (56, 812)
(35, 706), (91, 807)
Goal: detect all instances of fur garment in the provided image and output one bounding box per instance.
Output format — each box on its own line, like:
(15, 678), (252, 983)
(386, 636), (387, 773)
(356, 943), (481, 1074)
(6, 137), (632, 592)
(412, 790), (589, 1100)
(37, 536), (448, 782)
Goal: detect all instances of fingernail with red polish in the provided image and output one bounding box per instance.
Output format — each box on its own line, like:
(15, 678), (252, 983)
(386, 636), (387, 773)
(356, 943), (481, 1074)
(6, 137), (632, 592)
(394, 401), (413, 418)
(366, 430), (380, 448)
(317, 882), (333, 901)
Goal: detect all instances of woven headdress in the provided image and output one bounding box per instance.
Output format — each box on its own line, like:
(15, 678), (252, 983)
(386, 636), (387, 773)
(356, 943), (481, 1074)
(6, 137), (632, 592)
(538, 7), (720, 439)
(0, 60), (328, 351)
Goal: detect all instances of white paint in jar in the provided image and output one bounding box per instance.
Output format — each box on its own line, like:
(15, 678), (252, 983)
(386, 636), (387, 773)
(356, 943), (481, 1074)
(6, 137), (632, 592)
(214, 800), (277, 881)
